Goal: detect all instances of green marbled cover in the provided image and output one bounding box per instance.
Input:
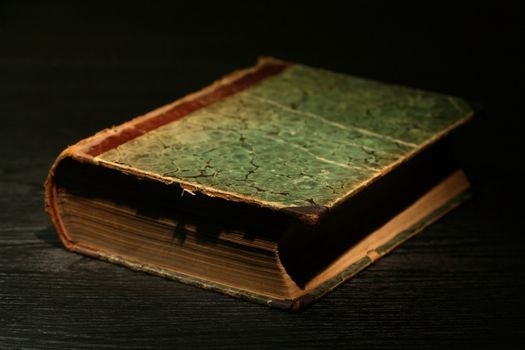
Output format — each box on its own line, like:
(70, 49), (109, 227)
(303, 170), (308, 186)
(97, 64), (472, 208)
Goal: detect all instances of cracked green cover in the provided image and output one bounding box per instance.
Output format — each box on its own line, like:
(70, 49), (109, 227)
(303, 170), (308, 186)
(96, 61), (473, 210)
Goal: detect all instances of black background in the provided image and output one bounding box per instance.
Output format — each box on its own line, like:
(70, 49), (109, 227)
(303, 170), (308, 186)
(1, 1), (523, 348)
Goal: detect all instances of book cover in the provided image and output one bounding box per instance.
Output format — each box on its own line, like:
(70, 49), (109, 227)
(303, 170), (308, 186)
(45, 57), (473, 310)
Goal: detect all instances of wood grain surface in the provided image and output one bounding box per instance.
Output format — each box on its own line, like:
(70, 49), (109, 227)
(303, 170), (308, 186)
(1, 1), (523, 348)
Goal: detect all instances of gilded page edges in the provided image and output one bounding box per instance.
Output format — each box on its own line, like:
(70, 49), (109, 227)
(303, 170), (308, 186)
(44, 175), (472, 312)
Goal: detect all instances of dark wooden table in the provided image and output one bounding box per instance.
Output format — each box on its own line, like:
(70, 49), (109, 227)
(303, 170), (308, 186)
(1, 2), (523, 348)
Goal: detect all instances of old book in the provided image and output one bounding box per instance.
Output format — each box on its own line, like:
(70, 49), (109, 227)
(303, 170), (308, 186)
(45, 57), (473, 311)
